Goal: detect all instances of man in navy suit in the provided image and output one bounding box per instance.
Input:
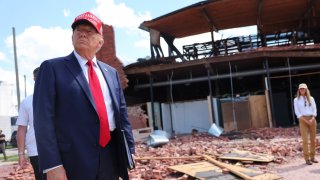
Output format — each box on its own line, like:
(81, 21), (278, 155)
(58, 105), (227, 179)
(33, 12), (135, 180)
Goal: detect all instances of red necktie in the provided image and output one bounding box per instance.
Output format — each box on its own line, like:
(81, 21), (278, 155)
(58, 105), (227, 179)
(87, 60), (110, 147)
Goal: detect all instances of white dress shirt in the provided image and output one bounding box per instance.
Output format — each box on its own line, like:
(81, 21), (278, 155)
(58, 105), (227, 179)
(74, 50), (116, 131)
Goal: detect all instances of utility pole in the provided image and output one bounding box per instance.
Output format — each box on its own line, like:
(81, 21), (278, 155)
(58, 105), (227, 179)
(13, 27), (20, 109)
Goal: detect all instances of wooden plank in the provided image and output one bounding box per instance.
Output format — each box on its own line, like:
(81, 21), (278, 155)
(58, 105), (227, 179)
(235, 101), (251, 130)
(219, 150), (274, 162)
(168, 161), (237, 180)
(264, 90), (273, 127)
(202, 155), (281, 180)
(221, 101), (251, 132)
(221, 102), (237, 132)
(135, 156), (202, 161)
(249, 95), (269, 128)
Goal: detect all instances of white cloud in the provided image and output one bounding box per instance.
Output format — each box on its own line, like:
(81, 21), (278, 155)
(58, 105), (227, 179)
(0, 51), (12, 64)
(64, 9), (70, 17)
(5, 26), (73, 75)
(0, 52), (5, 61)
(94, 0), (151, 29)
(93, 0), (152, 62)
(4, 26), (73, 96)
(0, 52), (4, 59)
(133, 38), (149, 49)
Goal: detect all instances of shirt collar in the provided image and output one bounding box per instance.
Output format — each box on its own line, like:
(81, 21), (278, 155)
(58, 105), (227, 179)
(73, 50), (98, 67)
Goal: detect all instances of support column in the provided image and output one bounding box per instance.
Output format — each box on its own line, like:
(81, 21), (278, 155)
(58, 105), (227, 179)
(264, 58), (276, 127)
(287, 57), (296, 125)
(149, 73), (156, 129)
(206, 64), (215, 125)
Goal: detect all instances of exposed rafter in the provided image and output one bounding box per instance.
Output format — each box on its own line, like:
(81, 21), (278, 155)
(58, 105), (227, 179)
(298, 0), (316, 29)
(140, 0), (319, 38)
(257, 0), (263, 30)
(125, 47), (320, 75)
(201, 6), (217, 32)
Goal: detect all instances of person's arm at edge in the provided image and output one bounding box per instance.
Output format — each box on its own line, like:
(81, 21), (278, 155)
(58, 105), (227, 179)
(311, 97), (317, 118)
(293, 98), (302, 119)
(17, 125), (27, 167)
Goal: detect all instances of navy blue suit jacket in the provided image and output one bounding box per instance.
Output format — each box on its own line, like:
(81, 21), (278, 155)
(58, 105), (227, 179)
(33, 52), (135, 180)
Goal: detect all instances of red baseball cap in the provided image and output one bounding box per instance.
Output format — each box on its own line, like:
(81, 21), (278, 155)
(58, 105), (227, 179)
(71, 12), (103, 35)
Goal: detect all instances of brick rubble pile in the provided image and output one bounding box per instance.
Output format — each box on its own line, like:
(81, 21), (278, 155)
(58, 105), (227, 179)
(129, 127), (319, 179)
(1, 127), (318, 179)
(1, 163), (35, 180)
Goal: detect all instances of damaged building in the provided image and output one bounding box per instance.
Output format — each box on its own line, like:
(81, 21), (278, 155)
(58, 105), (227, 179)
(123, 0), (320, 135)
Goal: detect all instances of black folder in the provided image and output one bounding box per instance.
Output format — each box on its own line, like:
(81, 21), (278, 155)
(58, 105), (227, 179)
(121, 130), (135, 170)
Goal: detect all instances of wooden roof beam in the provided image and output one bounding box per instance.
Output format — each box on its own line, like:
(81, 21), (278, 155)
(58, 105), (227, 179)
(257, 0), (263, 29)
(201, 7), (217, 32)
(257, 0), (266, 46)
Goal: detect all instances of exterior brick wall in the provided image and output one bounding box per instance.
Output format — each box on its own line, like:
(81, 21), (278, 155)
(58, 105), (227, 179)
(96, 24), (128, 89)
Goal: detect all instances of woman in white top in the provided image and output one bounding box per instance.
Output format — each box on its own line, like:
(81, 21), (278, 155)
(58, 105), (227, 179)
(293, 83), (318, 165)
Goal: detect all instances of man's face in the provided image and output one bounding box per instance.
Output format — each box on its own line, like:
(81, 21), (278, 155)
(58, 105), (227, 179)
(72, 24), (103, 54)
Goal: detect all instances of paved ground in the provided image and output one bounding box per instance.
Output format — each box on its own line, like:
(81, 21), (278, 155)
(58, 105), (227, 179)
(271, 154), (320, 180)
(2, 149), (320, 179)
(0, 148), (18, 166)
(4, 148), (18, 156)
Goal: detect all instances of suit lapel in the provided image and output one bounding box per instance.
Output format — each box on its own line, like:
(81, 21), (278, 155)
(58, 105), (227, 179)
(63, 53), (97, 112)
(97, 61), (118, 107)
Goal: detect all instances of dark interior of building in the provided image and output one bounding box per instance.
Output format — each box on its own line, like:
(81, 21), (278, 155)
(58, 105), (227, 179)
(124, 0), (320, 128)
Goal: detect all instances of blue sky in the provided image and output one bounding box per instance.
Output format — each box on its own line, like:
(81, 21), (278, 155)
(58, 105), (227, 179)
(0, 0), (256, 98)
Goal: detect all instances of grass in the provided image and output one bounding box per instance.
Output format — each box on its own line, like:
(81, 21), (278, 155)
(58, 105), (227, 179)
(0, 154), (18, 162)
(5, 145), (16, 149)
(0, 145), (18, 162)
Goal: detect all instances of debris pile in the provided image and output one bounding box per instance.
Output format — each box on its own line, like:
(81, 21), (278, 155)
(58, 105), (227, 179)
(0, 127), (318, 179)
(1, 163), (35, 180)
(129, 127), (319, 179)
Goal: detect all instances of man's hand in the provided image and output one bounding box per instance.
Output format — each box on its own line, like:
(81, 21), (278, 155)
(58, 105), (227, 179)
(18, 155), (28, 168)
(47, 166), (68, 180)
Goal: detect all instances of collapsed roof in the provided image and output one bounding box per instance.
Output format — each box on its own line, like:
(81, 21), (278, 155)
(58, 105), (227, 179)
(140, 0), (320, 38)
